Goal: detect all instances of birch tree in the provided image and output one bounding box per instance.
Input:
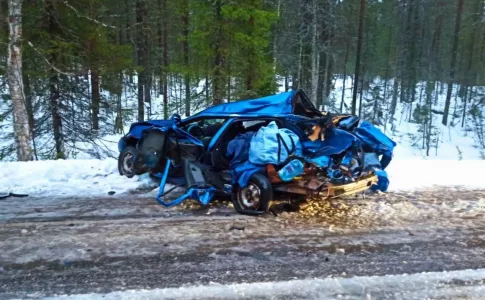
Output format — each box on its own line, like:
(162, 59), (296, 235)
(6, 0), (33, 161)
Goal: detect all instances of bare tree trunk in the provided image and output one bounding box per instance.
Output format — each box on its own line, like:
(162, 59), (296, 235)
(162, 0), (169, 118)
(351, 0), (366, 115)
(115, 23), (124, 134)
(182, 0), (190, 116)
(271, 0), (281, 75)
(246, 14), (255, 96)
(310, 0), (319, 105)
(7, 0), (33, 161)
(442, 0), (464, 126)
(213, 0), (223, 104)
(295, 35), (303, 90)
(227, 70), (231, 102)
(382, 21), (393, 107)
(432, 0), (444, 82)
(324, 56), (332, 108)
(205, 61), (210, 105)
(461, 1), (480, 127)
(340, 41), (349, 113)
(46, 0), (65, 159)
(389, 78), (399, 120)
(50, 73), (65, 159)
(462, 85), (470, 127)
(136, 0), (146, 121)
(22, 70), (37, 160)
(115, 72), (123, 134)
(317, 54), (325, 109)
(157, 0), (163, 96)
(91, 69), (100, 130)
(358, 73), (364, 117)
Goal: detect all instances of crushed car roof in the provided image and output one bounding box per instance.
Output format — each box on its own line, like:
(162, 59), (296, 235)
(183, 89), (323, 123)
(188, 90), (296, 119)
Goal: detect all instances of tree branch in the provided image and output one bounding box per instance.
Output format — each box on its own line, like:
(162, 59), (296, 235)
(62, 1), (117, 29)
(26, 41), (75, 76)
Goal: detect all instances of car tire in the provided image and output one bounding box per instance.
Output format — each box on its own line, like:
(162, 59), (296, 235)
(118, 146), (137, 178)
(232, 173), (273, 215)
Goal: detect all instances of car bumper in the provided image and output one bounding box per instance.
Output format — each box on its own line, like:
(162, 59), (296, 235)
(273, 173), (379, 198)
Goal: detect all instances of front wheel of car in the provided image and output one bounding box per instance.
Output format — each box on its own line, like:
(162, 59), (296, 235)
(232, 173), (273, 215)
(118, 146), (137, 178)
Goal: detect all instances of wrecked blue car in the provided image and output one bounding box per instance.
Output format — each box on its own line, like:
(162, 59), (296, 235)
(118, 89), (396, 215)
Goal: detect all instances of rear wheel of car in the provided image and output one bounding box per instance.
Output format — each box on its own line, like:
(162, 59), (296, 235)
(118, 146), (136, 178)
(232, 173), (273, 215)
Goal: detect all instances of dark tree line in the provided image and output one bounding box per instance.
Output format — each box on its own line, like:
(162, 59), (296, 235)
(1, 0), (485, 160)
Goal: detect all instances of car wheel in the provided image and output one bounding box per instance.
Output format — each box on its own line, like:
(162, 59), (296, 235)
(118, 146), (136, 178)
(232, 173), (273, 215)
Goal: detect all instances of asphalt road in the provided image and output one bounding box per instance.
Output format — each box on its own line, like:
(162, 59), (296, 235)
(1, 188), (485, 299)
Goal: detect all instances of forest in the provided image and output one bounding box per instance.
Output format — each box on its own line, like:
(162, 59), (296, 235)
(1, 0), (484, 161)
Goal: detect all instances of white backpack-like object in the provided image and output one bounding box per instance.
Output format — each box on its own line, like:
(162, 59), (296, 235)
(248, 121), (302, 166)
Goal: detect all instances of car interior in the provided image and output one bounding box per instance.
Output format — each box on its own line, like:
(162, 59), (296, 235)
(144, 117), (290, 186)
(209, 119), (285, 171)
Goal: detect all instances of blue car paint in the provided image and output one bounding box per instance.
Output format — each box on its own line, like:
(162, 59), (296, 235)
(156, 158), (217, 207)
(355, 121), (396, 152)
(308, 155), (331, 168)
(117, 138), (126, 152)
(207, 119), (235, 152)
(184, 91), (297, 123)
(170, 125), (204, 147)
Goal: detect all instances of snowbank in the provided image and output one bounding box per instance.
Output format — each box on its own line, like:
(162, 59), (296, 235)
(387, 159), (485, 191)
(0, 159), (157, 197)
(41, 268), (485, 299)
(0, 157), (484, 198)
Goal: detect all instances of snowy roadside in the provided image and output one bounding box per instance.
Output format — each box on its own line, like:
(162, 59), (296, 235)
(386, 159), (485, 191)
(0, 159), (159, 197)
(0, 158), (484, 198)
(39, 268), (485, 300)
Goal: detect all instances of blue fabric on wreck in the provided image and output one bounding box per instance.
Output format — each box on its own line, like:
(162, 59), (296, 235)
(303, 128), (356, 157)
(232, 163), (266, 188)
(354, 121), (396, 170)
(371, 169), (390, 192)
(226, 132), (255, 169)
(307, 155), (331, 168)
(249, 121), (302, 166)
(226, 131), (265, 188)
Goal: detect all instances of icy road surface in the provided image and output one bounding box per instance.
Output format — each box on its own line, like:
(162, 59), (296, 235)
(1, 188), (485, 299)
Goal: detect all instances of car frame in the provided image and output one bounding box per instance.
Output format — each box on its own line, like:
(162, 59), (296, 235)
(118, 89), (395, 215)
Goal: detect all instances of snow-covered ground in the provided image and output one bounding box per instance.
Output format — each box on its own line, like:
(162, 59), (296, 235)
(386, 159), (485, 190)
(0, 159), (158, 197)
(1, 157), (484, 197)
(40, 268), (485, 300)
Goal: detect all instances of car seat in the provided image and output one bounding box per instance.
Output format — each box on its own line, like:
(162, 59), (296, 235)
(210, 122), (245, 170)
(201, 123), (223, 150)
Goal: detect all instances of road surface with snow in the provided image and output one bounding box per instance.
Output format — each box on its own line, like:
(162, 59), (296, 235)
(1, 187), (485, 299)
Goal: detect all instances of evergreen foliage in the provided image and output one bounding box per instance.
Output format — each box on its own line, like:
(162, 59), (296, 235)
(1, 0), (485, 160)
